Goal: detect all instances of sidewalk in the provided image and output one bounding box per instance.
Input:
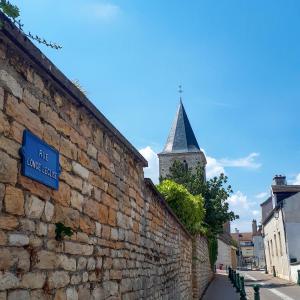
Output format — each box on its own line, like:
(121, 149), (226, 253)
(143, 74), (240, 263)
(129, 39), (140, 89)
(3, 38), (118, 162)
(202, 270), (239, 300)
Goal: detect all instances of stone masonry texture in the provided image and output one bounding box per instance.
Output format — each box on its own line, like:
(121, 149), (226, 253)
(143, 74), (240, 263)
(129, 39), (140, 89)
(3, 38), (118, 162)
(0, 13), (212, 299)
(192, 236), (212, 299)
(158, 152), (207, 179)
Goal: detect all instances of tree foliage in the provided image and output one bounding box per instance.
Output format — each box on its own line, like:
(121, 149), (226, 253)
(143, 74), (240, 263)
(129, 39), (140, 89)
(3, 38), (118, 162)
(208, 235), (218, 269)
(162, 161), (238, 268)
(163, 160), (239, 235)
(157, 179), (205, 235)
(55, 222), (73, 241)
(0, 0), (19, 19)
(0, 0), (62, 49)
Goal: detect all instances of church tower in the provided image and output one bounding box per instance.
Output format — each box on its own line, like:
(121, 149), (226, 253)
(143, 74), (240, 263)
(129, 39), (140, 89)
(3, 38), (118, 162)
(158, 97), (206, 179)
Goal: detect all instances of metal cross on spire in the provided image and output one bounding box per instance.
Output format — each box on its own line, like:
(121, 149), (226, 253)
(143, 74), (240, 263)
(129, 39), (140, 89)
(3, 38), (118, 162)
(178, 85), (183, 102)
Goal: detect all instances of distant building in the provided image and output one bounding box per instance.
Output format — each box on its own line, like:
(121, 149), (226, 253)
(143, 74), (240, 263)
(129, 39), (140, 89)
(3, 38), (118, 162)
(216, 222), (238, 270)
(262, 175), (300, 282)
(252, 220), (265, 269)
(232, 230), (254, 267)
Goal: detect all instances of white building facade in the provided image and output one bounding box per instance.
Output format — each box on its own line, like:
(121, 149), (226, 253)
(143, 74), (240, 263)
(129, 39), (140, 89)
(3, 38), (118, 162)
(262, 176), (300, 282)
(216, 238), (232, 269)
(216, 223), (237, 270)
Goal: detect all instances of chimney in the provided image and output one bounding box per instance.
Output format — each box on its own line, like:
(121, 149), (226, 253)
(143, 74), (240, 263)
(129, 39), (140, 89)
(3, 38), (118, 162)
(235, 228), (239, 234)
(223, 221), (230, 234)
(252, 219), (257, 235)
(273, 175), (287, 186)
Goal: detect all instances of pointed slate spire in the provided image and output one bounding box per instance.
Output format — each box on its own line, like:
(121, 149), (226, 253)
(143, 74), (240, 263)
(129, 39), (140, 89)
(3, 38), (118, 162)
(162, 101), (200, 153)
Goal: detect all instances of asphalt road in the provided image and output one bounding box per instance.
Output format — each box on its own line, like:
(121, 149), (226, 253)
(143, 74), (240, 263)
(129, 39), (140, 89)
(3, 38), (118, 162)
(240, 270), (300, 300)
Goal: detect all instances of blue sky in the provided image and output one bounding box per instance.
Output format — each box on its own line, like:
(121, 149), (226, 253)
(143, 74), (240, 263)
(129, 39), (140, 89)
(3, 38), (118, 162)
(14, 0), (300, 231)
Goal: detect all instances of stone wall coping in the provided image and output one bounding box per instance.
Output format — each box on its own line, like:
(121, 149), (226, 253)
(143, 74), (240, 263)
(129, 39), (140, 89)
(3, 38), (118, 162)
(0, 11), (148, 167)
(144, 178), (192, 239)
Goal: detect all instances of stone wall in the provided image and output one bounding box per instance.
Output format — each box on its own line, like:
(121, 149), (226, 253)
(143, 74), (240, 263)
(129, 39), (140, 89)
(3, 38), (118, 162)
(0, 13), (212, 300)
(192, 236), (213, 299)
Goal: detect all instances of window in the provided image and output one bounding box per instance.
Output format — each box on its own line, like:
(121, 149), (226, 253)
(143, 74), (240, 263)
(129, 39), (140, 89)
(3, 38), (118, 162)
(274, 234), (278, 256)
(271, 239), (274, 257)
(240, 241), (254, 247)
(278, 232), (283, 256)
(183, 160), (188, 171)
(268, 241), (272, 265)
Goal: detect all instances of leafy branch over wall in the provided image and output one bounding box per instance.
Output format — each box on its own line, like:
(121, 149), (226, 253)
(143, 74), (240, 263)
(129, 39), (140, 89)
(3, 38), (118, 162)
(0, 0), (62, 49)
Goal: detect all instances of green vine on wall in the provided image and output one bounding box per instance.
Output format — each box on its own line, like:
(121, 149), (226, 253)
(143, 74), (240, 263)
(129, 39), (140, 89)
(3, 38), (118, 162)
(55, 222), (73, 241)
(208, 235), (218, 269)
(0, 0), (62, 49)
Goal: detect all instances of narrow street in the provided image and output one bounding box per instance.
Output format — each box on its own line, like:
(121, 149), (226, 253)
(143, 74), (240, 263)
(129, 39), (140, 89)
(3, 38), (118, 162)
(240, 270), (300, 300)
(202, 270), (300, 300)
(202, 270), (239, 300)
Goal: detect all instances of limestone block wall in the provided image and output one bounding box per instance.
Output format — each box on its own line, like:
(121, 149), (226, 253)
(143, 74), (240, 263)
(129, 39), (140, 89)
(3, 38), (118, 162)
(0, 13), (212, 300)
(192, 236), (213, 299)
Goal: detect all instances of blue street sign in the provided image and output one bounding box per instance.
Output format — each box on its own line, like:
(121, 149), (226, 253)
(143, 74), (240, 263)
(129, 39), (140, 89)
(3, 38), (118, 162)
(20, 130), (61, 190)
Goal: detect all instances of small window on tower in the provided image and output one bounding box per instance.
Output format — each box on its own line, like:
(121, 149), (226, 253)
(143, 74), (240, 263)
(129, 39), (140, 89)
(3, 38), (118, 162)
(183, 160), (188, 171)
